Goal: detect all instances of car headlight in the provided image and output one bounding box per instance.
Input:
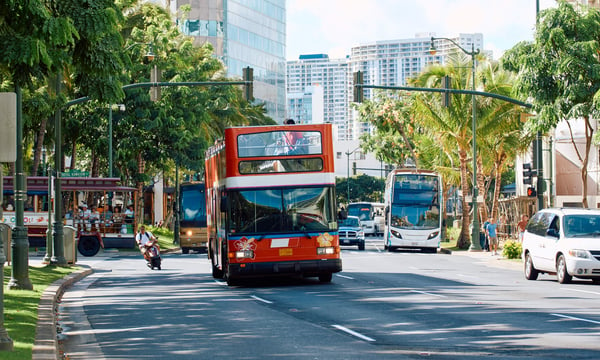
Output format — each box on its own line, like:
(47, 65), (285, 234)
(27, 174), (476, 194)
(358, 231), (365, 238)
(568, 249), (590, 259)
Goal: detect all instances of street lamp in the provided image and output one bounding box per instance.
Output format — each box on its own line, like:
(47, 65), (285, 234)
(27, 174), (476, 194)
(346, 146), (361, 204)
(429, 36), (482, 251)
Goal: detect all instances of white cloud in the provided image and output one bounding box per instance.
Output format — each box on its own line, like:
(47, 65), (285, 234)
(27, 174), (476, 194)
(286, 0), (558, 60)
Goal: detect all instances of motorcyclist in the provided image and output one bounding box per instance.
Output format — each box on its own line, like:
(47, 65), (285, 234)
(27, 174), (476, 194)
(136, 225), (158, 262)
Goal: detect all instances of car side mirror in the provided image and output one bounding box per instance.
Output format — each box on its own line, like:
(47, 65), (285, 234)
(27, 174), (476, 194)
(547, 228), (559, 238)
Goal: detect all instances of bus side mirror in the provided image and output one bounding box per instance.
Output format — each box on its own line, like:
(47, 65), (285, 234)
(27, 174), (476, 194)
(220, 196), (227, 212)
(384, 206), (389, 221)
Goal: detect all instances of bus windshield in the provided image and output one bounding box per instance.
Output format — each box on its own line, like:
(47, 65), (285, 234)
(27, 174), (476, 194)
(390, 174), (440, 230)
(347, 204), (372, 221)
(180, 185), (206, 227)
(229, 186), (336, 235)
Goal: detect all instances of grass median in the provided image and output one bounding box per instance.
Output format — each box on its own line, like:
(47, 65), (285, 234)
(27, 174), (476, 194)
(2, 264), (78, 360)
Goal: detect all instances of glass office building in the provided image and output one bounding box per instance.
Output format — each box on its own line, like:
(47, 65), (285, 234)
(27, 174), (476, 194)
(172, 0), (286, 122)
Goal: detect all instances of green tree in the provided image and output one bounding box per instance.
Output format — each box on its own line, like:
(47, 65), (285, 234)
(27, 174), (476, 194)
(358, 92), (420, 168)
(411, 52), (479, 249)
(336, 174), (385, 205)
(503, 0), (600, 207)
(476, 61), (532, 221)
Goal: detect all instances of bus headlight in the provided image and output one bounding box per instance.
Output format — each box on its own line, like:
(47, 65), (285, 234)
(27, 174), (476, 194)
(235, 250), (254, 259)
(428, 231), (439, 240)
(186, 230), (193, 236)
(317, 247), (335, 255)
(390, 229), (402, 239)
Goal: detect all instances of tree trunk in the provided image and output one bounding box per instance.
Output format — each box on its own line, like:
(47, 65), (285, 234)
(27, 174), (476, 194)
(458, 148), (471, 249)
(476, 155), (488, 224)
(31, 117), (48, 175)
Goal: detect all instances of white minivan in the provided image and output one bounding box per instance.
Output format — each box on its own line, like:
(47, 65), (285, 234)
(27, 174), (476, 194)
(522, 208), (600, 284)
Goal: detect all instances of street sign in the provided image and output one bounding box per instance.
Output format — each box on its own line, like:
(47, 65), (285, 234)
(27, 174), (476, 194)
(61, 170), (89, 177)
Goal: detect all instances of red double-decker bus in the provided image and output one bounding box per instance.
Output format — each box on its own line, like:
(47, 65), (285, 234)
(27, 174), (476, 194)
(205, 124), (342, 285)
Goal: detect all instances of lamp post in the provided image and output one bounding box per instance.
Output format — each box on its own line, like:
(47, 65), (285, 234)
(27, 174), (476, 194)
(346, 146), (361, 204)
(429, 36), (482, 251)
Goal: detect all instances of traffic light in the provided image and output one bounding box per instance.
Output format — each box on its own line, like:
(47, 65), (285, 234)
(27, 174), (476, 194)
(353, 71), (364, 103)
(442, 75), (451, 107)
(527, 187), (537, 197)
(243, 66), (254, 102)
(522, 163), (534, 185)
(352, 161), (357, 175)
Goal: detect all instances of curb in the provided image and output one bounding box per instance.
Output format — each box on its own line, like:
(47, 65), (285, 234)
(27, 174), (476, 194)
(32, 266), (93, 360)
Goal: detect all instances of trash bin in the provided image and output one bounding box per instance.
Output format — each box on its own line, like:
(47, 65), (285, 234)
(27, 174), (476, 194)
(63, 225), (77, 264)
(0, 223), (11, 265)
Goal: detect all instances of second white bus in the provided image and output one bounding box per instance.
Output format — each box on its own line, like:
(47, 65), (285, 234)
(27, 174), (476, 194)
(383, 169), (442, 253)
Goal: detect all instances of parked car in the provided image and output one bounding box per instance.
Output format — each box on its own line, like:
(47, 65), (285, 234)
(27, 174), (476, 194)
(339, 216), (365, 250)
(522, 208), (600, 284)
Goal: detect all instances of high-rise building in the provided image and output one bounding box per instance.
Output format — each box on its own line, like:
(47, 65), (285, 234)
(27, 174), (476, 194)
(286, 33), (483, 141)
(169, 0), (286, 122)
(287, 85), (324, 124)
(286, 54), (351, 139)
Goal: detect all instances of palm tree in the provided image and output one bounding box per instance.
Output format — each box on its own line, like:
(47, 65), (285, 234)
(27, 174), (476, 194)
(476, 62), (533, 221)
(411, 52), (477, 249)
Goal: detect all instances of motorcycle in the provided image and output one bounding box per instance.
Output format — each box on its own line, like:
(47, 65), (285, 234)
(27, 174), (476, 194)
(140, 237), (162, 270)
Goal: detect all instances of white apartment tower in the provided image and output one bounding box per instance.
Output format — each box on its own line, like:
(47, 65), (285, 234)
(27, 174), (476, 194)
(286, 33), (484, 141)
(286, 54), (351, 139)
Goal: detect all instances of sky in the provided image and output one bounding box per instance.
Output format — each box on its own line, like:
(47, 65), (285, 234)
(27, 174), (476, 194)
(286, 0), (559, 61)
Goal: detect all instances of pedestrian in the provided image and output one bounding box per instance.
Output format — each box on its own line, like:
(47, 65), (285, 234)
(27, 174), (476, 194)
(486, 218), (499, 256)
(517, 214), (529, 242)
(338, 206), (347, 220)
(482, 217), (491, 251)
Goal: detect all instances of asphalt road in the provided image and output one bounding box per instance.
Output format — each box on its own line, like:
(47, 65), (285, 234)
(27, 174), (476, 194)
(59, 240), (600, 359)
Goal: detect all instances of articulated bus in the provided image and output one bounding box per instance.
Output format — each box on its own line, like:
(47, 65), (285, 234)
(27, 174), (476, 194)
(2, 176), (137, 256)
(383, 169), (442, 253)
(178, 182), (207, 254)
(347, 202), (385, 236)
(205, 124), (342, 285)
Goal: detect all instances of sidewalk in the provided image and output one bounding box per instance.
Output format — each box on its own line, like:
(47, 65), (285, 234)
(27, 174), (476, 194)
(442, 247), (524, 271)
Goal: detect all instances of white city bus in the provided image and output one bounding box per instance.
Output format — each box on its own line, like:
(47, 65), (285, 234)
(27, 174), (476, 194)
(383, 169), (442, 253)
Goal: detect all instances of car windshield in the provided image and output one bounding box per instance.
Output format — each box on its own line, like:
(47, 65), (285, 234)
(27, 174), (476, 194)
(563, 214), (600, 238)
(340, 217), (359, 227)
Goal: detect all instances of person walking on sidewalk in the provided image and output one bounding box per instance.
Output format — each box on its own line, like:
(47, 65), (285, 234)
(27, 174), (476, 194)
(486, 218), (499, 255)
(517, 214), (529, 242)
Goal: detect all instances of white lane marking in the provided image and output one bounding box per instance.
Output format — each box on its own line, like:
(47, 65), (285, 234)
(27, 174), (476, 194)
(251, 295), (273, 304)
(561, 287), (600, 296)
(410, 290), (447, 298)
(551, 313), (600, 325)
(335, 274), (354, 280)
(332, 325), (376, 342)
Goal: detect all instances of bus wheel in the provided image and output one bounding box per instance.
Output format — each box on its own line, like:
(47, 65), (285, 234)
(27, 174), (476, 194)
(210, 250), (224, 279)
(318, 273), (333, 283)
(78, 236), (100, 257)
(224, 264), (238, 286)
(182, 248), (190, 254)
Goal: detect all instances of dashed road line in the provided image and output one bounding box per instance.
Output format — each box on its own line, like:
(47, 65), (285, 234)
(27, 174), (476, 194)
(332, 325), (376, 342)
(251, 295), (273, 304)
(551, 313), (600, 325)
